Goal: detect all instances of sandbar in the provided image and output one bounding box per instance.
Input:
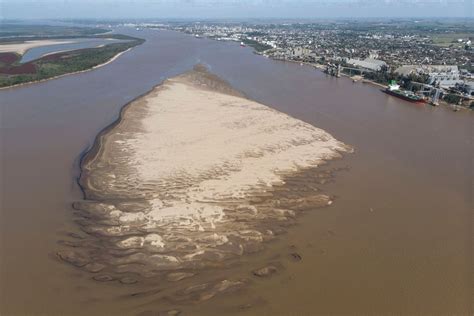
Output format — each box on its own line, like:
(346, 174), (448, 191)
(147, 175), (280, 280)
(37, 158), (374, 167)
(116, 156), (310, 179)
(0, 39), (74, 54)
(70, 65), (351, 290)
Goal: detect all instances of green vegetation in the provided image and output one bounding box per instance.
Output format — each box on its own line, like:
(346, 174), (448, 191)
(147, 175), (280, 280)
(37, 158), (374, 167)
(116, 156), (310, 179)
(400, 73), (430, 91)
(459, 61), (473, 72)
(443, 93), (462, 104)
(242, 39), (272, 52)
(362, 65), (398, 85)
(0, 35), (145, 88)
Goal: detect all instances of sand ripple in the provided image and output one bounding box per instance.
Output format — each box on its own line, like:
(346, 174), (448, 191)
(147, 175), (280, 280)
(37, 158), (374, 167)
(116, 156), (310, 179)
(66, 67), (351, 292)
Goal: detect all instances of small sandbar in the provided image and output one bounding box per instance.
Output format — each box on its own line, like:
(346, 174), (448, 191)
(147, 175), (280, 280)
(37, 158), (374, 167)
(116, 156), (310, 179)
(68, 66), (351, 296)
(0, 39), (74, 54)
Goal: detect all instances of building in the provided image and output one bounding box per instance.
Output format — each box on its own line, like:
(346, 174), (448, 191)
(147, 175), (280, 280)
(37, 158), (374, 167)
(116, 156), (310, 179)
(456, 81), (474, 96)
(426, 65), (463, 88)
(346, 57), (387, 71)
(395, 65), (463, 88)
(291, 47), (311, 58)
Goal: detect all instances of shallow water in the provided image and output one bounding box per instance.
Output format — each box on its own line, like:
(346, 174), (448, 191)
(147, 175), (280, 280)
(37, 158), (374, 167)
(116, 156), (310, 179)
(1, 28), (472, 315)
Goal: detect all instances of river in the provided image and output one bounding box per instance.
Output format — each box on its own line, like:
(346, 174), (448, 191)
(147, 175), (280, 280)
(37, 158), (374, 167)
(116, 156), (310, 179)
(0, 28), (472, 315)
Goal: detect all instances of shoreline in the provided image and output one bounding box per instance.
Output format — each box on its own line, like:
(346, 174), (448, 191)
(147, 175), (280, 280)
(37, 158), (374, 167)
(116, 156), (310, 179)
(77, 73), (164, 200)
(296, 60), (471, 111)
(0, 47), (134, 91)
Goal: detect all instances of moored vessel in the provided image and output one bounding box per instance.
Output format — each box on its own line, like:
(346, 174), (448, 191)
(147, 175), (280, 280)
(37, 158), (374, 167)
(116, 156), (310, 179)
(383, 81), (426, 103)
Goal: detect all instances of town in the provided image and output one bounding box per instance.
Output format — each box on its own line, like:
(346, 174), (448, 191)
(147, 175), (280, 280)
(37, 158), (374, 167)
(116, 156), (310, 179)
(151, 19), (473, 109)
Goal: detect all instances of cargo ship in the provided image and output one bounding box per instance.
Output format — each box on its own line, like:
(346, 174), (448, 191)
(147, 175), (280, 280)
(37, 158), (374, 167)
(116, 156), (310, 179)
(382, 81), (426, 103)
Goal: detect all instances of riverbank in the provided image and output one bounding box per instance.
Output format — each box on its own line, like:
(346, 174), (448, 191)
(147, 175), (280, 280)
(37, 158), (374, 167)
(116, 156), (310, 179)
(0, 35), (144, 89)
(269, 58), (389, 88)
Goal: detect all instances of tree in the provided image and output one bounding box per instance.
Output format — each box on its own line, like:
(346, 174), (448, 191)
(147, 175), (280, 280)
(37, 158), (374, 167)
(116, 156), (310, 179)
(444, 93), (462, 104)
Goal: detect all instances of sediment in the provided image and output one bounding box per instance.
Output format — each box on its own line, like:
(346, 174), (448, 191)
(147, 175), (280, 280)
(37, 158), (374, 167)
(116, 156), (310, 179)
(60, 65), (352, 305)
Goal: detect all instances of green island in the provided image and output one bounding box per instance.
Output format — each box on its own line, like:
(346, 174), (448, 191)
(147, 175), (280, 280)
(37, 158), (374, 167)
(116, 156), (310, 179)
(0, 25), (145, 88)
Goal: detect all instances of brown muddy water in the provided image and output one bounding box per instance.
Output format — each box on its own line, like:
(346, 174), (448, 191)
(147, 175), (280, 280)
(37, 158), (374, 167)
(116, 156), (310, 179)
(1, 29), (472, 315)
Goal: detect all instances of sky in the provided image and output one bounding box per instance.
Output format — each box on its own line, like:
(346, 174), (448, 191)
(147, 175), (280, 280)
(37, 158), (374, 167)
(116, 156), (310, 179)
(1, 0), (472, 19)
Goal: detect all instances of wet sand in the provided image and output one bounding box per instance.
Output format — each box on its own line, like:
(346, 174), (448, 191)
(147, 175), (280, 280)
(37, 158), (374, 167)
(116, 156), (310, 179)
(1, 29), (472, 315)
(66, 66), (350, 312)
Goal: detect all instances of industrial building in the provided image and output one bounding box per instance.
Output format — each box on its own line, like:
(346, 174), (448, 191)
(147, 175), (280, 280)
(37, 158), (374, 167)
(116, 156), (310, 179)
(346, 57), (388, 71)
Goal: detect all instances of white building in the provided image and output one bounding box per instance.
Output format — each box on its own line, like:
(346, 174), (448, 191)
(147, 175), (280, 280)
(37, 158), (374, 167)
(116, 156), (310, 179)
(346, 57), (387, 71)
(426, 65), (463, 88)
(395, 65), (463, 88)
(291, 47), (311, 58)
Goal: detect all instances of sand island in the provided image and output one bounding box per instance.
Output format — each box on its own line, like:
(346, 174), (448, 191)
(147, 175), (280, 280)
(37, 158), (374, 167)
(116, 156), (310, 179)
(63, 65), (351, 303)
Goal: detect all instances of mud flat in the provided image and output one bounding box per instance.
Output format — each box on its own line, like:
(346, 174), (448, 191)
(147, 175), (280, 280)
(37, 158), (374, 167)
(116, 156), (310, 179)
(67, 65), (351, 306)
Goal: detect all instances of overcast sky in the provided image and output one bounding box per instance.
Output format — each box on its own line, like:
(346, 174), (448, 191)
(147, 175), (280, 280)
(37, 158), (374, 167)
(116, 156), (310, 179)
(1, 0), (472, 19)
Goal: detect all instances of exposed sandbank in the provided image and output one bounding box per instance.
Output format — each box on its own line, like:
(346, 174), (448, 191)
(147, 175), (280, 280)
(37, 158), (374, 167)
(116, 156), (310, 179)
(0, 39), (74, 54)
(67, 65), (351, 304)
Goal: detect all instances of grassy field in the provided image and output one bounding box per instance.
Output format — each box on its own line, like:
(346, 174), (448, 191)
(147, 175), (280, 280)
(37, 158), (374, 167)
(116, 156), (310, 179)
(431, 33), (473, 47)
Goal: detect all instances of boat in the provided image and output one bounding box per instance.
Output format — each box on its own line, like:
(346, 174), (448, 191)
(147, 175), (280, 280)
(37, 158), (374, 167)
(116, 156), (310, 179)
(240, 42), (246, 47)
(382, 81), (425, 103)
